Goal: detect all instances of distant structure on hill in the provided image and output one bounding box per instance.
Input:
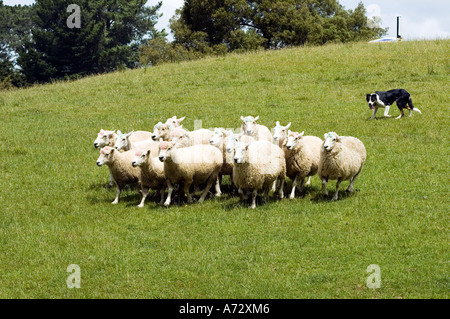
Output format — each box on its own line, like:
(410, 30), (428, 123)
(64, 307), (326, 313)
(369, 16), (403, 43)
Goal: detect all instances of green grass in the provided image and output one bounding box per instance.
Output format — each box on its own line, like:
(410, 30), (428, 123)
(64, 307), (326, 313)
(0, 40), (449, 299)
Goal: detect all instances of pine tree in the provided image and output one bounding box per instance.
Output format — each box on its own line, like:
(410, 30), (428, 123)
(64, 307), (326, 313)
(18, 0), (164, 83)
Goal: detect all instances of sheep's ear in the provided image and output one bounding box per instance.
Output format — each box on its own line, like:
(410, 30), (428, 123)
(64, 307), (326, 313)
(116, 130), (122, 135)
(177, 116), (185, 124)
(288, 129), (292, 135)
(335, 134), (341, 142)
(146, 149), (151, 157)
(286, 122), (291, 129)
(125, 132), (133, 138)
(276, 121), (280, 126)
(254, 115), (259, 121)
(299, 131), (304, 137)
(240, 116), (245, 121)
(324, 133), (328, 140)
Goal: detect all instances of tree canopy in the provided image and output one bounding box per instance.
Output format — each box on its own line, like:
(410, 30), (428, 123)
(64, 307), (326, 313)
(170, 0), (386, 52)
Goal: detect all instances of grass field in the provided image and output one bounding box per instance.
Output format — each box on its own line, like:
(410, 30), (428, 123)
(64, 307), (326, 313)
(0, 39), (449, 299)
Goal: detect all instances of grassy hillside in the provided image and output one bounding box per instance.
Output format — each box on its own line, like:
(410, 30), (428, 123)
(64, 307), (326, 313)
(0, 39), (448, 299)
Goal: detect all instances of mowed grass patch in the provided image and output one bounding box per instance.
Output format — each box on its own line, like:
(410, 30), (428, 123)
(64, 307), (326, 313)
(0, 40), (449, 298)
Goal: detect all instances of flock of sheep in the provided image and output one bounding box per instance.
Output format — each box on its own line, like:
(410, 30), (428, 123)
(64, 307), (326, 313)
(94, 116), (366, 208)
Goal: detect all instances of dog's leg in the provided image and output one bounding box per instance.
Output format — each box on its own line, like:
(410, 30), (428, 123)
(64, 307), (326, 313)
(395, 108), (405, 119)
(383, 105), (392, 117)
(369, 107), (378, 120)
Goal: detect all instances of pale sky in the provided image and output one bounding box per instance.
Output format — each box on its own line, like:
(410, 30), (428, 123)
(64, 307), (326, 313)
(4, 0), (450, 41)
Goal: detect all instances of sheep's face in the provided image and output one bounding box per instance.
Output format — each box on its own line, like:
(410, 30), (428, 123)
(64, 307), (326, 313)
(132, 149), (149, 167)
(94, 130), (115, 148)
(158, 142), (173, 162)
(225, 133), (237, 153)
(233, 142), (248, 164)
(96, 147), (114, 166)
(152, 122), (163, 141)
(241, 115), (259, 135)
(323, 132), (339, 151)
(158, 124), (171, 141)
(210, 128), (224, 147)
(114, 133), (131, 151)
(285, 131), (304, 150)
(272, 121), (291, 143)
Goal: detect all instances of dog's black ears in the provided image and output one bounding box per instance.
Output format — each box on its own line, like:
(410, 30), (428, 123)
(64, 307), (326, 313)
(366, 94), (371, 102)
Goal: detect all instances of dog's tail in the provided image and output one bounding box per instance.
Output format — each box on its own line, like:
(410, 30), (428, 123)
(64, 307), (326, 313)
(408, 97), (422, 114)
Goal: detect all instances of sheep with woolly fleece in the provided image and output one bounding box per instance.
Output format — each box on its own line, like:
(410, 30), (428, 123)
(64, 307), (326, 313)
(173, 128), (215, 148)
(131, 148), (166, 207)
(284, 131), (322, 199)
(272, 121), (291, 148)
(224, 131), (255, 154)
(158, 140), (223, 206)
(232, 140), (286, 209)
(318, 132), (366, 201)
(240, 116), (273, 142)
(96, 146), (141, 205)
(154, 123), (188, 142)
(208, 128), (237, 190)
(151, 116), (185, 141)
(114, 131), (159, 155)
(93, 129), (117, 149)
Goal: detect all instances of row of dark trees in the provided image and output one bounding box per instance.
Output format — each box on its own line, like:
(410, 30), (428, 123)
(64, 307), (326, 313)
(0, 0), (386, 88)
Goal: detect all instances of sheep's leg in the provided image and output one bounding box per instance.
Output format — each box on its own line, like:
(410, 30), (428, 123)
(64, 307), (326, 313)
(184, 180), (193, 203)
(332, 178), (342, 201)
(112, 185), (121, 204)
(251, 189), (258, 209)
(164, 182), (174, 207)
(264, 187), (269, 202)
(159, 187), (166, 205)
(296, 177), (306, 196)
(214, 177), (222, 197)
(289, 175), (298, 199)
(271, 180), (277, 193)
(346, 172), (360, 193)
(305, 176), (311, 186)
(199, 177), (215, 203)
(321, 177), (328, 196)
(238, 188), (248, 200)
(138, 187), (149, 208)
(108, 172), (115, 187)
(278, 178), (285, 199)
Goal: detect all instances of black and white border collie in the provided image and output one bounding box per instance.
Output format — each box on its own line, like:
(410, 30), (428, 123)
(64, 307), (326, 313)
(366, 89), (422, 120)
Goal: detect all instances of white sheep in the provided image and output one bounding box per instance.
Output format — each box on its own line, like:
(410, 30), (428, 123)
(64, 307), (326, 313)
(131, 148), (166, 207)
(240, 115), (273, 142)
(272, 121), (291, 148)
(151, 116), (185, 141)
(96, 146), (141, 204)
(284, 131), (322, 199)
(232, 140), (286, 209)
(318, 132), (367, 201)
(154, 124), (188, 142)
(114, 131), (159, 155)
(224, 131), (255, 154)
(158, 140), (223, 206)
(209, 128), (236, 189)
(93, 129), (117, 149)
(173, 128), (215, 148)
